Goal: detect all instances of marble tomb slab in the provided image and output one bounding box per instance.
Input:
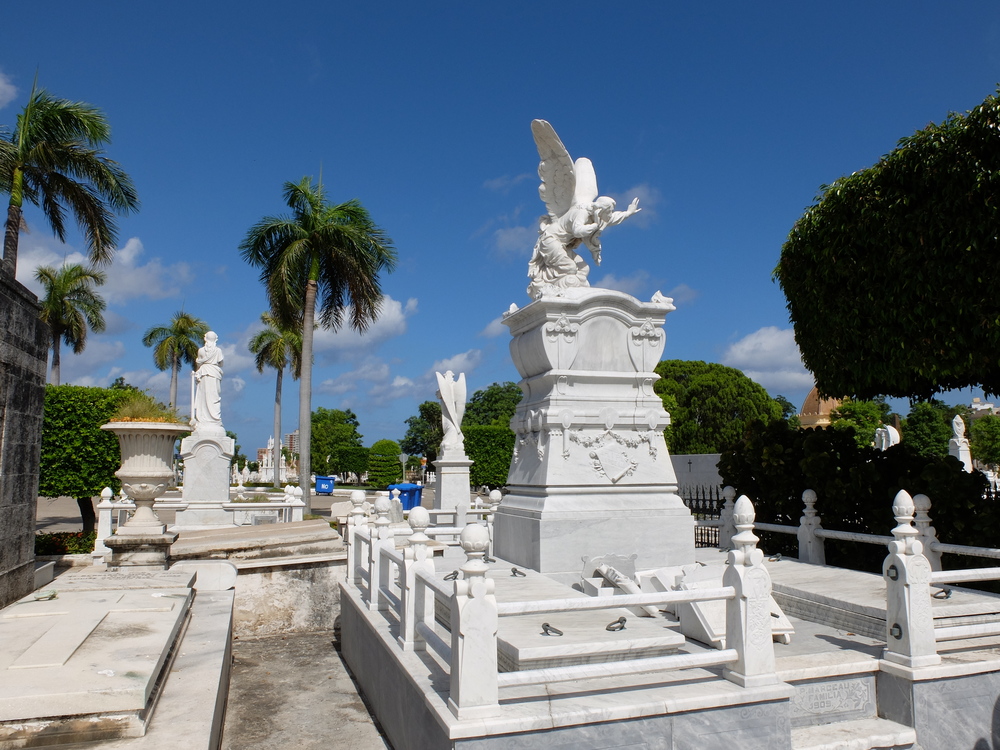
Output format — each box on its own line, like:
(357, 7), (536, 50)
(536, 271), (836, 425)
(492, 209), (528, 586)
(0, 575), (192, 746)
(433, 548), (685, 671)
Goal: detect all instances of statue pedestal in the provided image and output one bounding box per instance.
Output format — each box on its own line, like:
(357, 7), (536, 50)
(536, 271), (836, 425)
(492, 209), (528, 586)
(434, 455), (473, 510)
(492, 288), (694, 581)
(950, 438), (974, 472)
(105, 531), (177, 570)
(174, 427), (236, 529)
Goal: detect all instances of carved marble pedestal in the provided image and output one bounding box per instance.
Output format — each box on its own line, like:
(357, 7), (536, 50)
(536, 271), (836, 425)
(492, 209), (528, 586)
(434, 455), (473, 510)
(174, 427), (236, 529)
(492, 287), (694, 580)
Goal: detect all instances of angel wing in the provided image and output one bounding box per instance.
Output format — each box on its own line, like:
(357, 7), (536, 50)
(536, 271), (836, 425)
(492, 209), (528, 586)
(532, 119), (575, 220)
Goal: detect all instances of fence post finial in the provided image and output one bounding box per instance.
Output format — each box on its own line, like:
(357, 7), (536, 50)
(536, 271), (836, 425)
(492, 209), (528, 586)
(720, 486), (737, 548)
(723, 495), (778, 688)
(797, 489), (826, 565)
(883, 489), (940, 668)
(448, 523), (500, 718)
(911, 493), (942, 571)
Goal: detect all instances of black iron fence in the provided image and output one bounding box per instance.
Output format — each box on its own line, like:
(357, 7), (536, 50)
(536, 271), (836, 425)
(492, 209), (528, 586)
(679, 484), (725, 548)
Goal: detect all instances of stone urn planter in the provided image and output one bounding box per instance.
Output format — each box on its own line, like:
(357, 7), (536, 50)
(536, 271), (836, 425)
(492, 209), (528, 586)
(101, 421), (189, 536)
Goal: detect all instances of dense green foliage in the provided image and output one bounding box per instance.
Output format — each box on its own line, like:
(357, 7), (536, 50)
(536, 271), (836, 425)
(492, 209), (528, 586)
(971, 415), (1000, 470)
(903, 401), (956, 457)
(776, 88), (1000, 401)
(35, 532), (98, 555)
(653, 360), (781, 454)
(463, 382), (522, 427)
(829, 398), (893, 449)
(1, 83), (139, 272)
(334, 446), (370, 479)
(367, 439), (403, 488)
(401, 400), (443, 462)
(240, 177), (396, 512)
(35, 263), (106, 386)
(464, 425), (515, 488)
(39, 385), (127, 532)
(311, 408), (364, 476)
(720, 419), (989, 572)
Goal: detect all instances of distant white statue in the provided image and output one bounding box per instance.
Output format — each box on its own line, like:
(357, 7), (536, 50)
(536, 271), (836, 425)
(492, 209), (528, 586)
(192, 331), (224, 428)
(527, 119), (642, 299)
(436, 370), (467, 457)
(874, 424), (900, 451)
(949, 414), (973, 472)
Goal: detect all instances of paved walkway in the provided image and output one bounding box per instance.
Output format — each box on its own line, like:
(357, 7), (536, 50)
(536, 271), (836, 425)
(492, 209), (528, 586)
(222, 632), (391, 750)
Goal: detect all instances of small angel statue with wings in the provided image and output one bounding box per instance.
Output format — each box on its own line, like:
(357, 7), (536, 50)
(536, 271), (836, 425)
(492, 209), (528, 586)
(526, 119), (641, 300)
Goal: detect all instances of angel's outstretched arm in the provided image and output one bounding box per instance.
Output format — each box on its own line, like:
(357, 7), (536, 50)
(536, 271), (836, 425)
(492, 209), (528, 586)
(605, 197), (642, 227)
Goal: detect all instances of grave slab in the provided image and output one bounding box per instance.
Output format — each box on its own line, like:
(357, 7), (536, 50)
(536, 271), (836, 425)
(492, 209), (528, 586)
(0, 571), (193, 747)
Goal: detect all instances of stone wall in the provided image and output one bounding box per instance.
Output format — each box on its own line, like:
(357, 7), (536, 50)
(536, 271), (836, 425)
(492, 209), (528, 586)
(0, 274), (47, 607)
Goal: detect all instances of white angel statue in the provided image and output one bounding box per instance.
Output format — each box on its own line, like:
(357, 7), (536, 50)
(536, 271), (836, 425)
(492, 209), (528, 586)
(436, 370), (467, 457)
(527, 119), (642, 300)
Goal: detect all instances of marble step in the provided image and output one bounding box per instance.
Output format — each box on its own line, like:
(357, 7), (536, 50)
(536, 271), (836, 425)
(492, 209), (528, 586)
(791, 717), (917, 750)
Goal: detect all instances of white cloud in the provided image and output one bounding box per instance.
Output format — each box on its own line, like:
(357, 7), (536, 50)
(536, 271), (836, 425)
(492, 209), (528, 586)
(609, 182), (661, 228)
(493, 225), (537, 256)
(312, 296), (417, 359)
(592, 270), (654, 296)
(0, 71), (17, 110)
(665, 283), (698, 306)
(483, 173), (532, 192)
(317, 359), (392, 396)
(722, 327), (814, 393)
(430, 349), (482, 376)
(479, 317), (507, 338)
(58, 338), (128, 385)
(14, 236), (193, 304)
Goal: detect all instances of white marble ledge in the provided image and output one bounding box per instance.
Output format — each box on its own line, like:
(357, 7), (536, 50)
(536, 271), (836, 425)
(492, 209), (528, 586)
(776, 654), (880, 683)
(879, 651), (1000, 682)
(790, 717), (915, 750)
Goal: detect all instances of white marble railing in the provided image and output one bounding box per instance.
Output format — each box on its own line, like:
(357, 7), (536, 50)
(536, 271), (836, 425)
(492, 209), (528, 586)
(344, 490), (779, 718)
(883, 489), (1000, 666)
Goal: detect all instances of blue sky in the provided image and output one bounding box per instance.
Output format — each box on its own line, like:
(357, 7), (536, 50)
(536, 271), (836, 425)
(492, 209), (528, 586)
(3, 2), (999, 453)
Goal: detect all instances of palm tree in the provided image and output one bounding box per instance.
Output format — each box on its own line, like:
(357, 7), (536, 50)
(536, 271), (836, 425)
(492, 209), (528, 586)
(0, 80), (139, 275)
(240, 177), (396, 512)
(35, 263), (107, 385)
(142, 311), (209, 411)
(249, 311), (303, 488)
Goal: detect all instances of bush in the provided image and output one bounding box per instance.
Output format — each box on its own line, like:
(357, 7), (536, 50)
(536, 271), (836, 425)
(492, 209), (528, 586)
(35, 532), (97, 555)
(720, 419), (990, 572)
(464, 425), (514, 488)
(367, 439), (403, 489)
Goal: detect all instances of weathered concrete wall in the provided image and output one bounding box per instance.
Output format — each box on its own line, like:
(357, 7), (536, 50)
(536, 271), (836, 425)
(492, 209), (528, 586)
(0, 273), (47, 608)
(233, 558), (345, 637)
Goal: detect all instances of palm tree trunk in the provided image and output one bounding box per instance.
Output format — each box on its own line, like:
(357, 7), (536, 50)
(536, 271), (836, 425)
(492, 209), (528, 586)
(299, 279), (317, 514)
(169, 354), (179, 411)
(51, 331), (61, 386)
(3, 203), (21, 276)
(273, 366), (283, 489)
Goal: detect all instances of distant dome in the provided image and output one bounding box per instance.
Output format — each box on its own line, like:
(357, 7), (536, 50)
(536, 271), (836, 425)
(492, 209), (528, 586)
(798, 387), (841, 428)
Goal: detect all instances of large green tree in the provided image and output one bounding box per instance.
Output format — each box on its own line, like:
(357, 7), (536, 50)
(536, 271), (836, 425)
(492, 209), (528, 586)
(776, 88), (1000, 401)
(653, 360), (781, 454)
(401, 400), (443, 463)
(971, 415), (1000, 471)
(34, 263), (106, 385)
(903, 401), (956, 458)
(142, 311), (208, 412)
(463, 382), (522, 427)
(249, 311), (302, 487)
(311, 407), (363, 477)
(240, 177), (396, 512)
(829, 398), (893, 449)
(0, 82), (139, 274)
(39, 385), (126, 532)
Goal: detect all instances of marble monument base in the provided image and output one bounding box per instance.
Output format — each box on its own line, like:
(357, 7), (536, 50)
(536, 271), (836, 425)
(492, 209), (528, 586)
(103, 530), (178, 569)
(493, 484), (694, 581)
(433, 455), (472, 510)
(177, 427), (236, 529)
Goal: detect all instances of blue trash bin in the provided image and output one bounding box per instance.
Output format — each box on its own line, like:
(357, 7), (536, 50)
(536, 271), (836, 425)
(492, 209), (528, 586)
(315, 476), (335, 495)
(389, 482), (423, 511)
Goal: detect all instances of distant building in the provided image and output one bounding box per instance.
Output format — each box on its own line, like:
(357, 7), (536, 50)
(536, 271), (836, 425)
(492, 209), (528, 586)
(970, 397), (999, 421)
(285, 429), (300, 456)
(797, 386), (842, 429)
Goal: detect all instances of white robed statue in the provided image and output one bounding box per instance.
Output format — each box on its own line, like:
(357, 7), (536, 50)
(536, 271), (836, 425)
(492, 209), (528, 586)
(192, 331), (224, 429)
(436, 370), (467, 458)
